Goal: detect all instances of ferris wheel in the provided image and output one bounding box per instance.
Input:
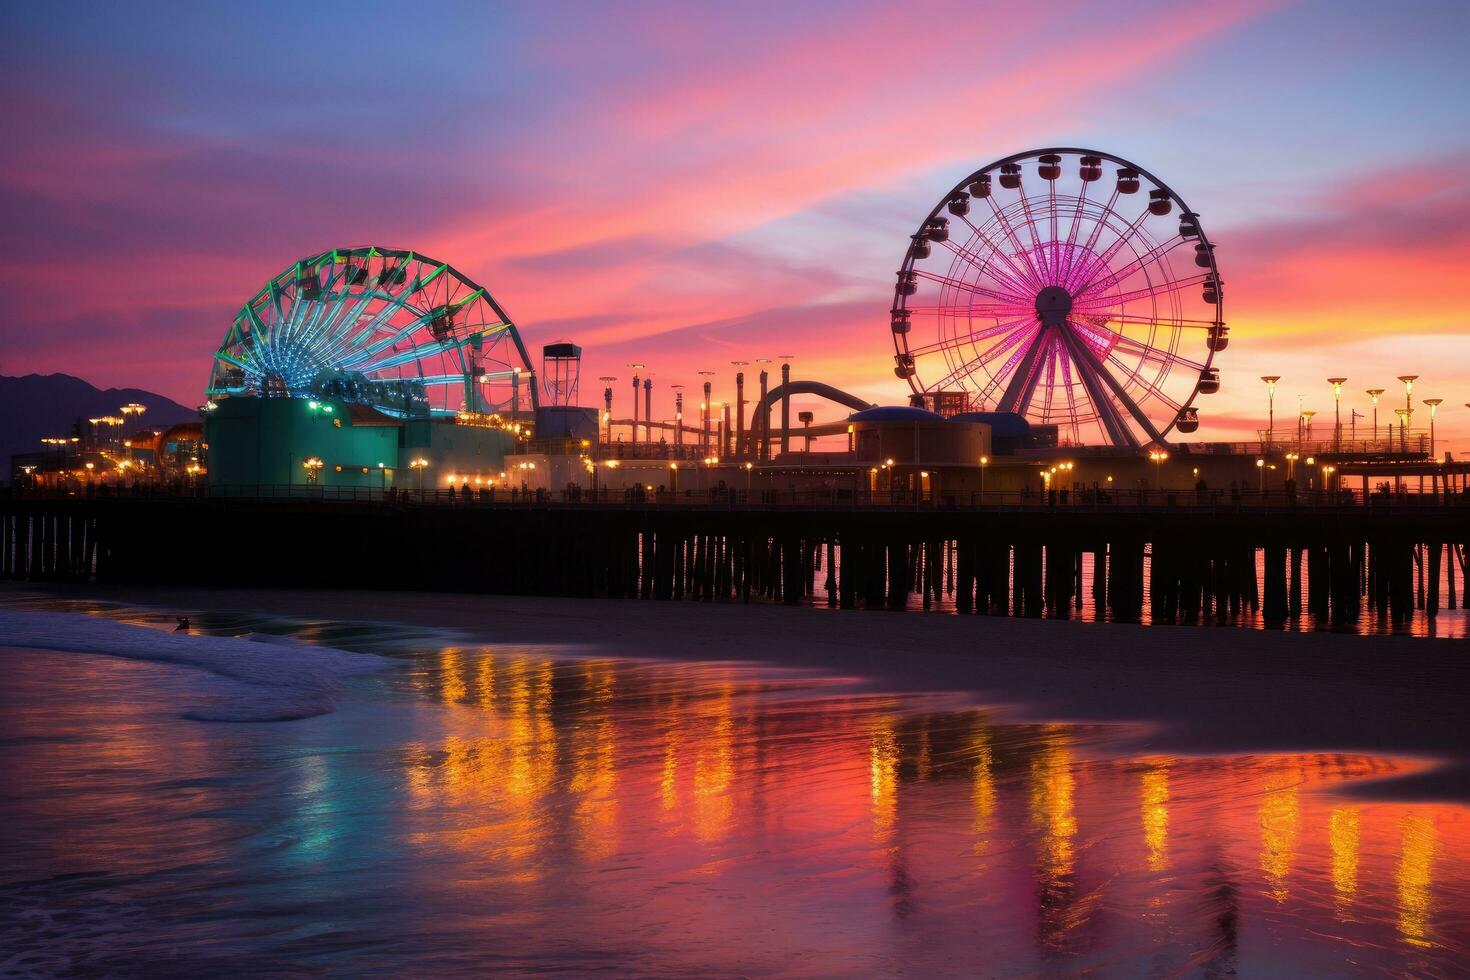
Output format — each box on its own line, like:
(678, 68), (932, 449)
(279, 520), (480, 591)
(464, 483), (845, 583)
(208, 246), (536, 416)
(890, 148), (1225, 448)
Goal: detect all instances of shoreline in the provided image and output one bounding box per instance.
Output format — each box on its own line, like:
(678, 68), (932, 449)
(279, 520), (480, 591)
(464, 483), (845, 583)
(5, 581), (1467, 801)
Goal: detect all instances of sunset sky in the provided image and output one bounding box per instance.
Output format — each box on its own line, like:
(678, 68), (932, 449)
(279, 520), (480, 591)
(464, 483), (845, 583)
(2, 0), (1468, 450)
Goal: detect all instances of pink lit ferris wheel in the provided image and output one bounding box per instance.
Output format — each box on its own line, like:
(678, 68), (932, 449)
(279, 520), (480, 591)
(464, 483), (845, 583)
(890, 148), (1225, 448)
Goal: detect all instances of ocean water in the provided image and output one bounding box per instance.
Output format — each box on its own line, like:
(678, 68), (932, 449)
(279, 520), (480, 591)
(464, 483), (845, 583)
(1, 601), (1466, 976)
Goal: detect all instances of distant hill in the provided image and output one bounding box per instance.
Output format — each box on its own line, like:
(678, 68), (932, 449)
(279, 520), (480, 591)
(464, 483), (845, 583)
(1, 373), (197, 475)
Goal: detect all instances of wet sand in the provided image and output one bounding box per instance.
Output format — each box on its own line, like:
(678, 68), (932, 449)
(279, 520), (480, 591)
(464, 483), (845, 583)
(5, 582), (1467, 799)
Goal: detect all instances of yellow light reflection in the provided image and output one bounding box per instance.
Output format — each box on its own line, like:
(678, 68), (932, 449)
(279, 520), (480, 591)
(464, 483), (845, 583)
(870, 716), (900, 843)
(1258, 767), (1300, 903)
(971, 724), (996, 852)
(1329, 807), (1359, 911)
(660, 691), (682, 814)
(439, 647), (467, 703)
(1029, 726), (1076, 881)
(474, 654), (498, 713)
(693, 682), (735, 843)
(570, 661), (618, 860)
(1141, 760), (1169, 872)
(1396, 814), (1435, 948)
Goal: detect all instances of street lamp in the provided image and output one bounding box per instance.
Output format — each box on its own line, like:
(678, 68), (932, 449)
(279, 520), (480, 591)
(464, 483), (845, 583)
(1327, 378), (1346, 453)
(1261, 376), (1280, 451)
(303, 456), (324, 484)
(1255, 457), (1265, 493)
(409, 457), (428, 492)
(1394, 408), (1411, 453)
(1299, 409), (1316, 449)
(1397, 375), (1417, 441)
(744, 460), (754, 494)
(1423, 398), (1443, 458)
(979, 455), (989, 499)
(1148, 449), (1168, 491)
(1284, 451), (1299, 481)
(1366, 389), (1384, 444)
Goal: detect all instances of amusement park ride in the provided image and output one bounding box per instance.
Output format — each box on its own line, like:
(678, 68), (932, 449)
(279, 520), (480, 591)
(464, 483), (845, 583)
(207, 246), (537, 418)
(174, 147), (1458, 498)
(891, 148), (1223, 450)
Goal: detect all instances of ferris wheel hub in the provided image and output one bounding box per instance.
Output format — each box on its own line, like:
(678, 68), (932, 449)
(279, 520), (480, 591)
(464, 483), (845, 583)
(1034, 286), (1072, 327)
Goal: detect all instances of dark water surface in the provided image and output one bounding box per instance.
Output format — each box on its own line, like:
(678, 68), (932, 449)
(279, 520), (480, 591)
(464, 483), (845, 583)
(1, 600), (1467, 976)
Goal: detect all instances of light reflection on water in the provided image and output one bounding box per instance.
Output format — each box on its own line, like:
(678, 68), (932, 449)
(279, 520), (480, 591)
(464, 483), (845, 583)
(1, 605), (1467, 975)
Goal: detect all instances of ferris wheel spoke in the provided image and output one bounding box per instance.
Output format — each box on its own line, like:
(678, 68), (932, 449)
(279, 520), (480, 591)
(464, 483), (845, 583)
(936, 235), (1036, 301)
(407, 370), (520, 387)
(1072, 272), (1210, 311)
(904, 302), (1032, 317)
(928, 323), (1039, 391)
(1089, 312), (1219, 330)
(1066, 203), (1153, 293)
(293, 276), (360, 359)
(1074, 235), (1192, 301)
(1057, 351), (1082, 444)
(983, 196), (1047, 286)
(905, 315), (1035, 357)
(1012, 185), (1053, 280)
(1066, 188), (1123, 290)
(1105, 332), (1206, 373)
(311, 292), (384, 368)
(1046, 179), (1059, 282)
(1105, 350), (1184, 414)
(914, 270), (1029, 307)
(1039, 334), (1060, 420)
(955, 214), (1044, 294)
(1059, 182), (1104, 288)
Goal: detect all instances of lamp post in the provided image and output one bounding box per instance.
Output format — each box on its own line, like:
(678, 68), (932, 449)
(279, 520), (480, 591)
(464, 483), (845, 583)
(1148, 449), (1168, 491)
(1327, 378), (1346, 454)
(1397, 375), (1417, 446)
(1256, 457), (1265, 493)
(1300, 410), (1316, 449)
(744, 460), (754, 495)
(1284, 451), (1299, 482)
(698, 370), (715, 451)
(598, 376), (616, 447)
(1366, 389), (1384, 444)
(1394, 409), (1411, 453)
(979, 455), (989, 500)
(1423, 398), (1442, 458)
(1261, 376), (1280, 451)
(410, 457), (428, 492)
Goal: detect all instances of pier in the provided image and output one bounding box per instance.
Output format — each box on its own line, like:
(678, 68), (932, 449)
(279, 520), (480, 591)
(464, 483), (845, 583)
(4, 492), (1466, 629)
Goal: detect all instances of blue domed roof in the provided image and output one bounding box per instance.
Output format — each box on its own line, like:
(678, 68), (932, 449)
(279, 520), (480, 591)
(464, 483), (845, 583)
(949, 411), (1031, 438)
(849, 405), (944, 423)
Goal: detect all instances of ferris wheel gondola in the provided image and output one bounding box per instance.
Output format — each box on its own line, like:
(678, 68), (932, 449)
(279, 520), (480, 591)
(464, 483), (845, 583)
(890, 148), (1225, 448)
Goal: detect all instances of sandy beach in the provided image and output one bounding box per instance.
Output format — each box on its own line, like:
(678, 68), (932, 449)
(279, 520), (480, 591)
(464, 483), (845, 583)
(6, 582), (1466, 800)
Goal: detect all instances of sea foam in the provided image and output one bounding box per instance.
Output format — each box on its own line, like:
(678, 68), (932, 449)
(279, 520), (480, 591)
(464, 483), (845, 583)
(0, 610), (390, 722)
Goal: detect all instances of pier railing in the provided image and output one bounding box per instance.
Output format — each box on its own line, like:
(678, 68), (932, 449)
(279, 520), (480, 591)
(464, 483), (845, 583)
(7, 483), (1468, 511)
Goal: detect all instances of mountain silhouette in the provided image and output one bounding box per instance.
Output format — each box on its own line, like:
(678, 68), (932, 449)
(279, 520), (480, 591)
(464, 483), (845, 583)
(2, 373), (196, 475)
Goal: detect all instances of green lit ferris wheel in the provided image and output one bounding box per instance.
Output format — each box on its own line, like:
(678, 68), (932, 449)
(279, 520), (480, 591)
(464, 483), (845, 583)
(207, 246), (537, 416)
